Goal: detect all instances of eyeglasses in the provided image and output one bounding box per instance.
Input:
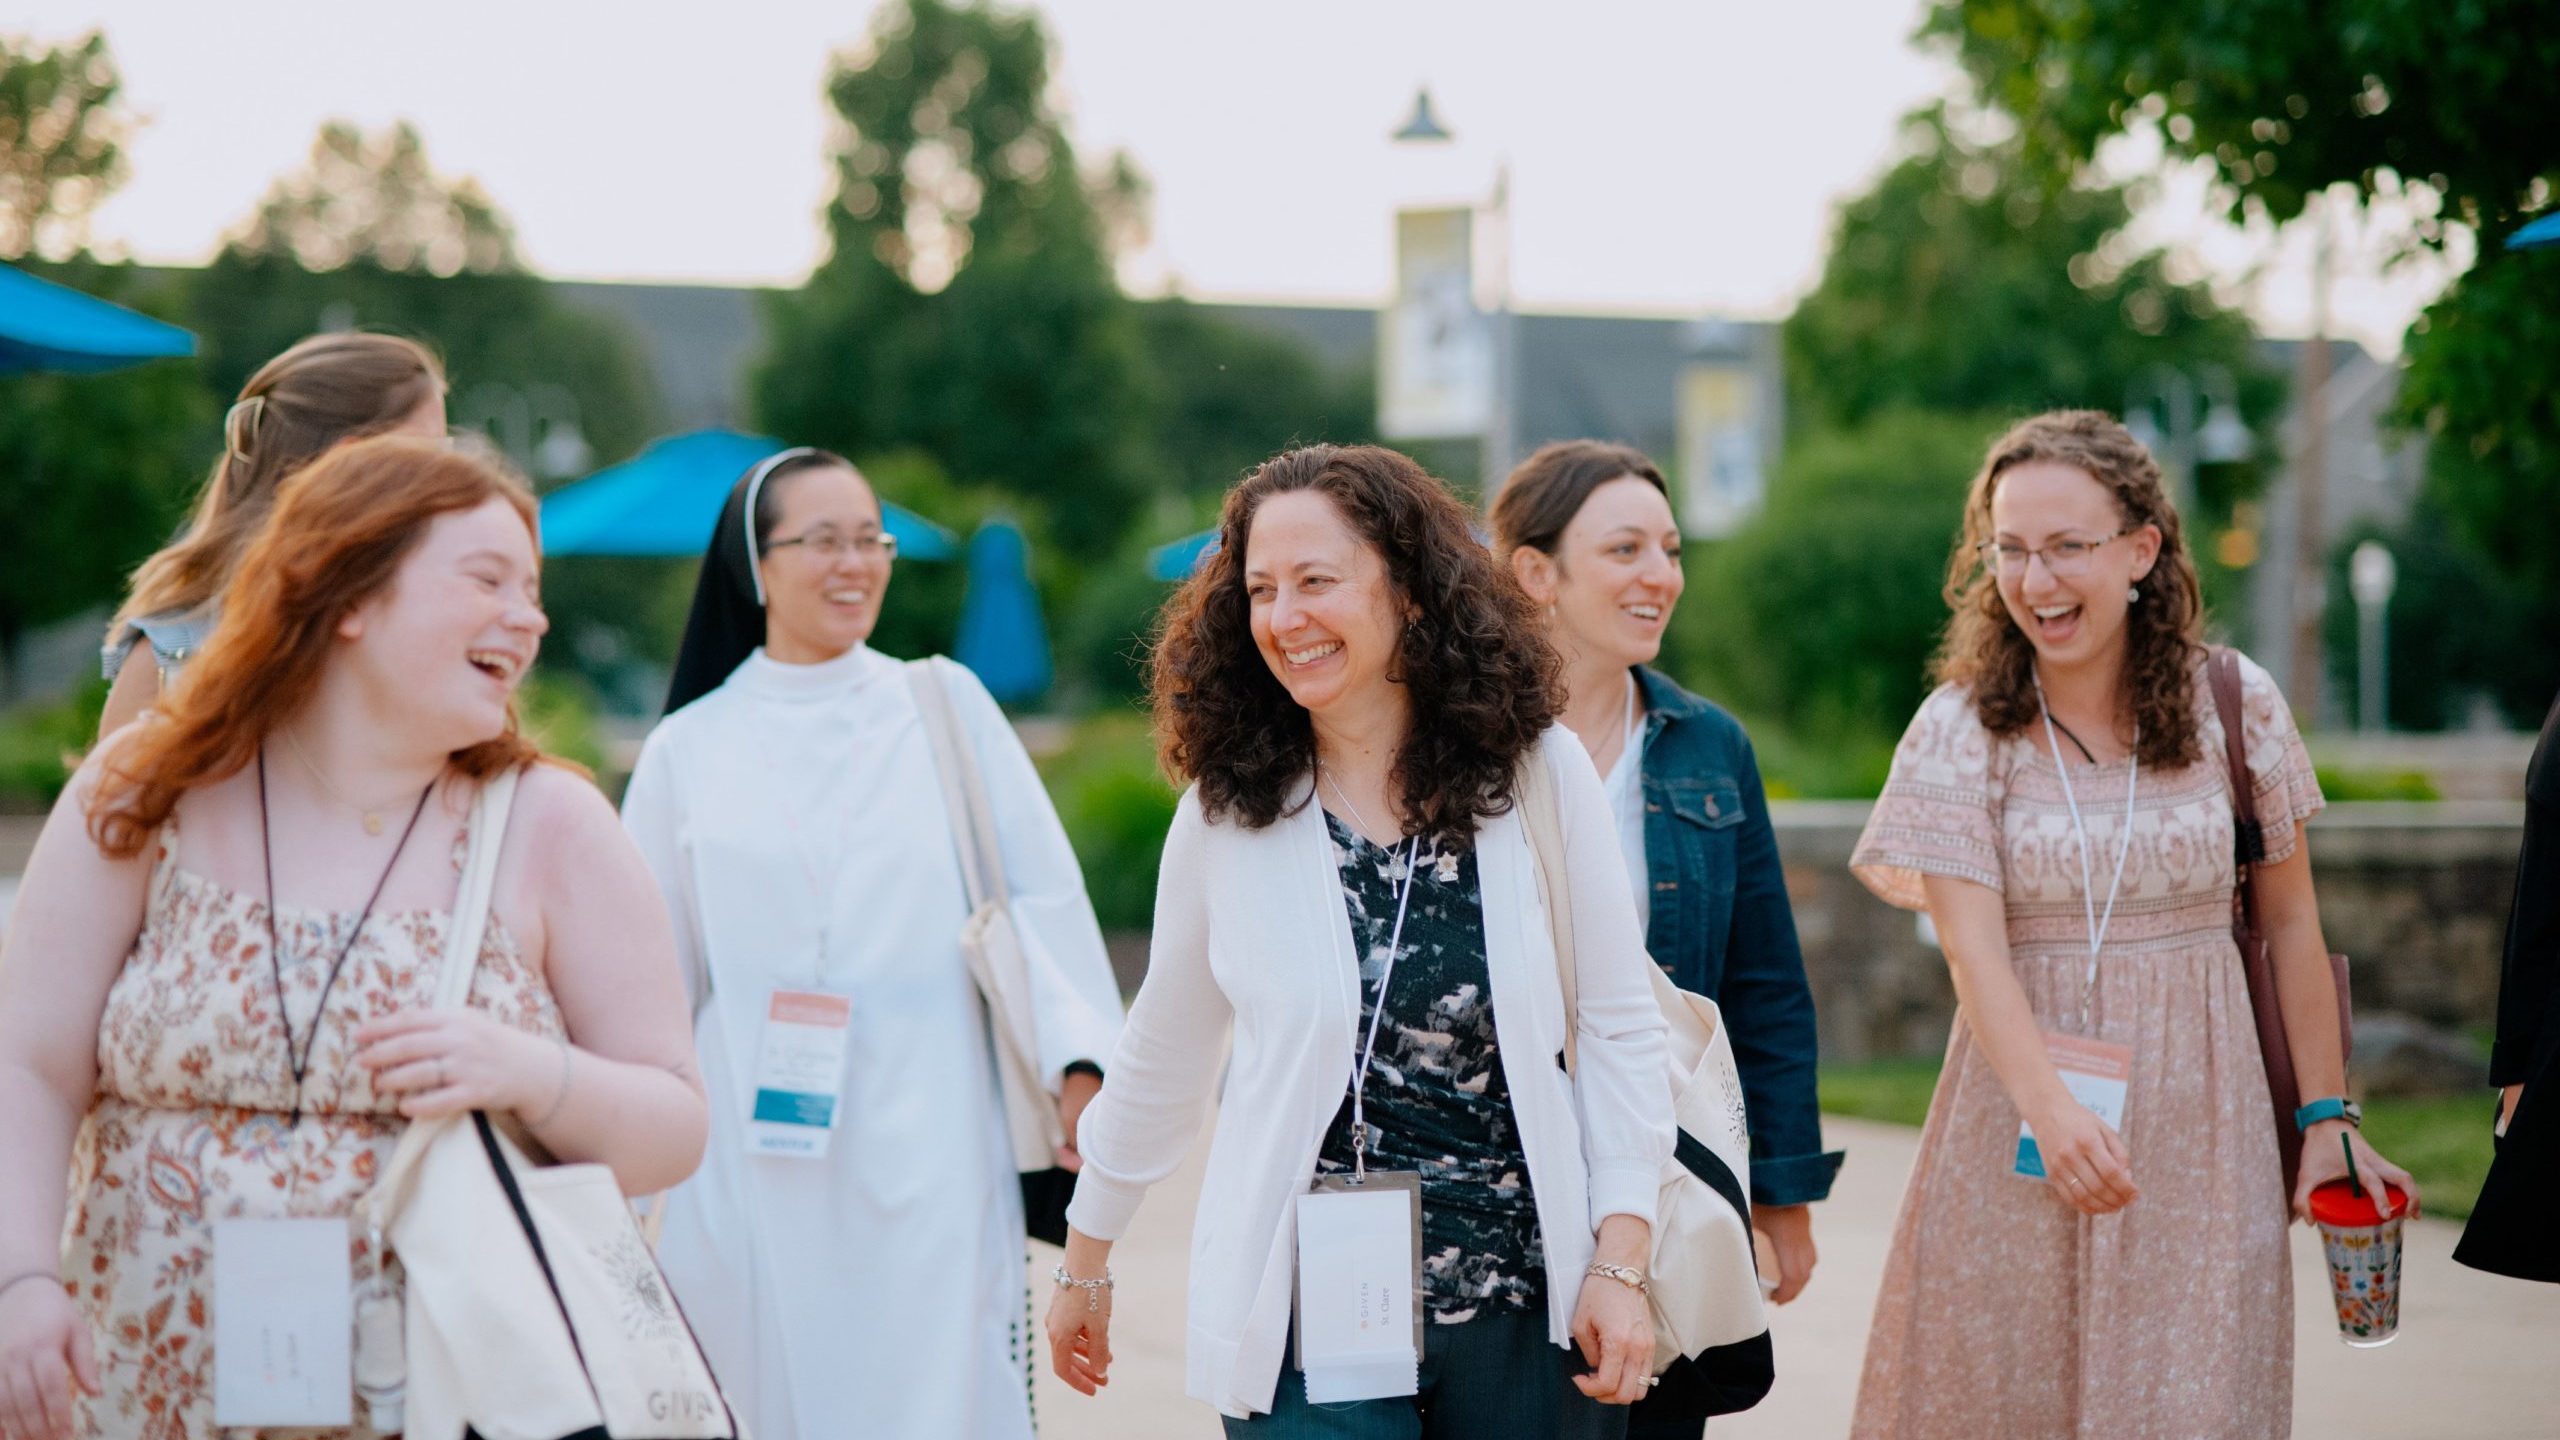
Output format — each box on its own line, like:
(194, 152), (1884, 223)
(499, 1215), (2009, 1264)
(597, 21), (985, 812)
(1977, 529), (2129, 578)
(766, 527), (897, 563)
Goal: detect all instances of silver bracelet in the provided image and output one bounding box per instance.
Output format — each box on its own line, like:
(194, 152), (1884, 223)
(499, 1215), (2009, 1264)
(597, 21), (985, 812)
(531, 1034), (574, 1128)
(1585, 1261), (1650, 1296)
(1051, 1263), (1114, 1313)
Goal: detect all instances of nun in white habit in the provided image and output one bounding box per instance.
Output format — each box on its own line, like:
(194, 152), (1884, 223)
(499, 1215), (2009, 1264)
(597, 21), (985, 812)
(622, 448), (1124, 1440)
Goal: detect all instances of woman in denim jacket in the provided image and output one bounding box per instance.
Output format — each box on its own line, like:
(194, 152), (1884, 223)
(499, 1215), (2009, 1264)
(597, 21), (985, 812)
(1493, 441), (1841, 1436)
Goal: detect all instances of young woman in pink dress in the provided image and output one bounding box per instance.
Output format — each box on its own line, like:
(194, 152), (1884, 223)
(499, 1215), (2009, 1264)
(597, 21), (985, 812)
(1847, 411), (2413, 1439)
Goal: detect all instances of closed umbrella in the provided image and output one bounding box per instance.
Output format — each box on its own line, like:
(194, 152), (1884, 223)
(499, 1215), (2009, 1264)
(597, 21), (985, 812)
(953, 519), (1052, 704)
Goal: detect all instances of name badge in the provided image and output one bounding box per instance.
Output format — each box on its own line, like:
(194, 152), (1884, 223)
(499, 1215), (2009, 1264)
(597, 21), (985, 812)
(1292, 1171), (1422, 1403)
(749, 988), (853, 1158)
(2014, 1031), (2134, 1180)
(211, 1217), (353, 1427)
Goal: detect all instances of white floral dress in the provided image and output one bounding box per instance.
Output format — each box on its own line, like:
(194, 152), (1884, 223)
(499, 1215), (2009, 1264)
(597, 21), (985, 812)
(62, 809), (562, 1440)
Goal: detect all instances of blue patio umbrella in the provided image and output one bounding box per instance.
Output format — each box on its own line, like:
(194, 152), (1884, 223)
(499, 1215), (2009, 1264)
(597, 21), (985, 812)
(0, 262), (195, 374)
(954, 520), (1053, 704)
(538, 428), (958, 559)
(1148, 529), (1219, 580)
(2506, 212), (2560, 250)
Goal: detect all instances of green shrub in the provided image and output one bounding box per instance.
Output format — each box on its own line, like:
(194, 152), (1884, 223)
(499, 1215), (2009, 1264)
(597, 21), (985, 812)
(1039, 711), (1178, 931)
(0, 681), (108, 812)
(2311, 766), (2442, 802)
(519, 672), (608, 775)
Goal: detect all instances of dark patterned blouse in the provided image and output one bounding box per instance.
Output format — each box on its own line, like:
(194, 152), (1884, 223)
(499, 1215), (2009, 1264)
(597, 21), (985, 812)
(1314, 814), (1545, 1324)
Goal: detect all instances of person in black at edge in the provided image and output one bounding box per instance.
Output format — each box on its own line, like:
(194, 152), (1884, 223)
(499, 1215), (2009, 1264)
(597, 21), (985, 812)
(2454, 688), (2560, 1283)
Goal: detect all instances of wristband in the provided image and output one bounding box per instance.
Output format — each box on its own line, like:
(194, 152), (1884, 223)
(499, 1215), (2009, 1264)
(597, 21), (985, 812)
(2293, 1096), (2362, 1131)
(1585, 1261), (1650, 1296)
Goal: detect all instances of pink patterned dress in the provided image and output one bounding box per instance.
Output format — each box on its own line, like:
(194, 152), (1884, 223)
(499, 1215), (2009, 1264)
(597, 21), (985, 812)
(63, 807), (563, 1439)
(1846, 652), (2322, 1440)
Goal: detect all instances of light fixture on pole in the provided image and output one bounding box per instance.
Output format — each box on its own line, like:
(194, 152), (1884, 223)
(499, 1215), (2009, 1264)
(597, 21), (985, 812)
(2349, 539), (2397, 735)
(2125, 363), (2252, 508)
(1392, 88), (1453, 144)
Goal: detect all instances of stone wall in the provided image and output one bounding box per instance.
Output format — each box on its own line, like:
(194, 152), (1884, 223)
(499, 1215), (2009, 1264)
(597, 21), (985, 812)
(1776, 800), (2528, 1062)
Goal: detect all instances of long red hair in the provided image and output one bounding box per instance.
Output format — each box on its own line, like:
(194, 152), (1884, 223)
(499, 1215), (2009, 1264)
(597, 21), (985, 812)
(89, 435), (545, 858)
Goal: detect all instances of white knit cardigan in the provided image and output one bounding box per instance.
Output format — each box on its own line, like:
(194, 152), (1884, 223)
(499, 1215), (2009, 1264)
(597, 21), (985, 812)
(1066, 726), (1674, 1418)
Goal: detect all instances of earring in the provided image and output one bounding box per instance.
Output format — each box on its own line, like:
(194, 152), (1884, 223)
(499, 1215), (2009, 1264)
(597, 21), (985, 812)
(2128, 584), (2141, 604)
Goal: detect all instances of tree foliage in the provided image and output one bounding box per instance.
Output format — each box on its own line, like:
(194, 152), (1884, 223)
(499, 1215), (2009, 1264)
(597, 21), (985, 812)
(229, 120), (519, 277)
(757, 0), (1155, 557)
(1927, 0), (2560, 237)
(1671, 410), (2002, 751)
(1785, 106), (2279, 439)
(0, 29), (128, 261)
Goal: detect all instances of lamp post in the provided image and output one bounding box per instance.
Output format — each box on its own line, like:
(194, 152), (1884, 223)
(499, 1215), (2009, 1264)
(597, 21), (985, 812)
(2122, 363), (2252, 511)
(2350, 539), (2396, 735)
(1390, 88), (1512, 487)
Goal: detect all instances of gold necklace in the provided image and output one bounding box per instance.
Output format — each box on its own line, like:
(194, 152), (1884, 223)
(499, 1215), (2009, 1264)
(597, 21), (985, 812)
(284, 727), (399, 836)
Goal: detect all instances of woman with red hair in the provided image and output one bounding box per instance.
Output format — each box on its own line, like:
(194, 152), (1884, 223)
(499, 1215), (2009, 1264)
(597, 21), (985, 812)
(0, 435), (707, 1438)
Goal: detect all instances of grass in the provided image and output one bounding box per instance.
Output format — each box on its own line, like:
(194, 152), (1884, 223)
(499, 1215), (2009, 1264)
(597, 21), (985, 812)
(1819, 1058), (2496, 1220)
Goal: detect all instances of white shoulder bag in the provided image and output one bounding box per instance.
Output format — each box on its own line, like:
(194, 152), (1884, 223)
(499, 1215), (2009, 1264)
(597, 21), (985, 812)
(357, 769), (740, 1440)
(1515, 752), (1772, 1401)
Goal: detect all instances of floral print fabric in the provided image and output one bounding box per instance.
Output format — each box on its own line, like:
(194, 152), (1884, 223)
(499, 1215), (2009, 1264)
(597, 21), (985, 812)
(64, 813), (563, 1439)
(1845, 653), (2322, 1440)
(1314, 815), (1544, 1324)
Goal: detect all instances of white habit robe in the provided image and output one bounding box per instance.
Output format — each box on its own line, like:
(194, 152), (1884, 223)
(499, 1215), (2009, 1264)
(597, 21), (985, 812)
(621, 644), (1125, 1440)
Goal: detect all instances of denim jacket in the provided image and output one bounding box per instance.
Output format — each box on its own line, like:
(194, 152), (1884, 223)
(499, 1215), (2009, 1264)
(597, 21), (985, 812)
(1634, 666), (1843, 1206)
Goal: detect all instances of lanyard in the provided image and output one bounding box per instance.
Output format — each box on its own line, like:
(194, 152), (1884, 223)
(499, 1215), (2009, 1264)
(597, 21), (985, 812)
(1344, 835), (1422, 1183)
(257, 749), (435, 1133)
(766, 744), (869, 990)
(2035, 682), (2139, 1030)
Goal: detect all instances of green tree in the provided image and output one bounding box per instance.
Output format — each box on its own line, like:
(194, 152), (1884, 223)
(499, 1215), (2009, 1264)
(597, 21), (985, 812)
(1929, 0), (2560, 719)
(1136, 297), (1377, 495)
(1673, 409), (2000, 755)
(755, 0), (1157, 557)
(1785, 105), (2279, 442)
(0, 30), (128, 260)
(230, 120), (518, 277)
(1927, 0), (2558, 237)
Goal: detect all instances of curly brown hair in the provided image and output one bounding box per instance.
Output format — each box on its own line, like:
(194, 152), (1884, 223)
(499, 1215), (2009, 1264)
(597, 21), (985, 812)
(1151, 444), (1563, 839)
(1935, 410), (2207, 769)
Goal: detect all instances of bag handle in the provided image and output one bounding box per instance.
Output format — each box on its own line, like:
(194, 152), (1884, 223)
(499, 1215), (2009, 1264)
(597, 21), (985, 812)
(365, 768), (521, 1231)
(1515, 748), (1583, 1076)
(908, 658), (1011, 911)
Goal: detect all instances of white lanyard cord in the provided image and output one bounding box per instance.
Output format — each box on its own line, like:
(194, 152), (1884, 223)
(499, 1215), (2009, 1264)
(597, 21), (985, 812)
(2035, 680), (2139, 1029)
(1346, 835), (1423, 1183)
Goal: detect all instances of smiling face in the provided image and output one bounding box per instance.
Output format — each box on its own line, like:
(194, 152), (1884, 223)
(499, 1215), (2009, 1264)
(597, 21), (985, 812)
(1988, 460), (2161, 676)
(1243, 489), (1409, 728)
(338, 495), (547, 751)
(755, 463), (891, 663)
(1523, 474), (1683, 670)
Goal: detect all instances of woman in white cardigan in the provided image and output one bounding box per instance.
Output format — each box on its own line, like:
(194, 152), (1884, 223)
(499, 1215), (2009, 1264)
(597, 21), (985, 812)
(1045, 444), (1674, 1437)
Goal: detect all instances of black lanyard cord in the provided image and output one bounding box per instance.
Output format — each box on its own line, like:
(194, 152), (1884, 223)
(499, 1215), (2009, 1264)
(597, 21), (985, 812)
(257, 747), (436, 1132)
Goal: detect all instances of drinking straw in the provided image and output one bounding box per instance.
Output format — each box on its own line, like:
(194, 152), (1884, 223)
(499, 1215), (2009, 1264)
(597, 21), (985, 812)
(2342, 1132), (2365, 1203)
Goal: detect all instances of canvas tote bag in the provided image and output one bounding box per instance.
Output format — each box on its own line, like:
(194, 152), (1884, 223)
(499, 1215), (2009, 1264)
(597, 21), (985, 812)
(1515, 752), (1773, 1409)
(906, 657), (1078, 1245)
(358, 769), (740, 1440)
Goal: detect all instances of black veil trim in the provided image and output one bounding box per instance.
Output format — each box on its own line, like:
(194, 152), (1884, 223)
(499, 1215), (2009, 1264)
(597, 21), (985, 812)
(662, 470), (766, 715)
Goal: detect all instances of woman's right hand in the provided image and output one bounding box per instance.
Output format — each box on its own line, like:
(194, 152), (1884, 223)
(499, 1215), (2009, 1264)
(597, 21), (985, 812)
(0, 1275), (97, 1440)
(2024, 1097), (2138, 1215)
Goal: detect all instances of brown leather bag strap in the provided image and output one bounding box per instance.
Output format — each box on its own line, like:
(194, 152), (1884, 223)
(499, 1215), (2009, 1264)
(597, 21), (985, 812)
(2208, 648), (2263, 936)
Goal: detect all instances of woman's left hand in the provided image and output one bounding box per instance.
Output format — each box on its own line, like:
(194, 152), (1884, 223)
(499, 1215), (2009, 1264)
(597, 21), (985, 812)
(2291, 1120), (2420, 1223)
(1570, 1215), (1656, 1406)
(355, 1009), (554, 1121)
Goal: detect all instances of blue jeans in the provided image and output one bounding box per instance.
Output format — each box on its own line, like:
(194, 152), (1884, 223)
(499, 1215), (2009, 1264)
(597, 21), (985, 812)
(1224, 1311), (1630, 1440)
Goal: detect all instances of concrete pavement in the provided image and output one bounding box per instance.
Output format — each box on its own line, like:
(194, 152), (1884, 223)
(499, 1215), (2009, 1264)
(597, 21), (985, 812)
(1033, 1115), (2560, 1440)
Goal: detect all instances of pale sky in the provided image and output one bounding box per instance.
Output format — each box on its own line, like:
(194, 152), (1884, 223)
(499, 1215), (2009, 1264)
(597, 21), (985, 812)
(30, 0), (2446, 351)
